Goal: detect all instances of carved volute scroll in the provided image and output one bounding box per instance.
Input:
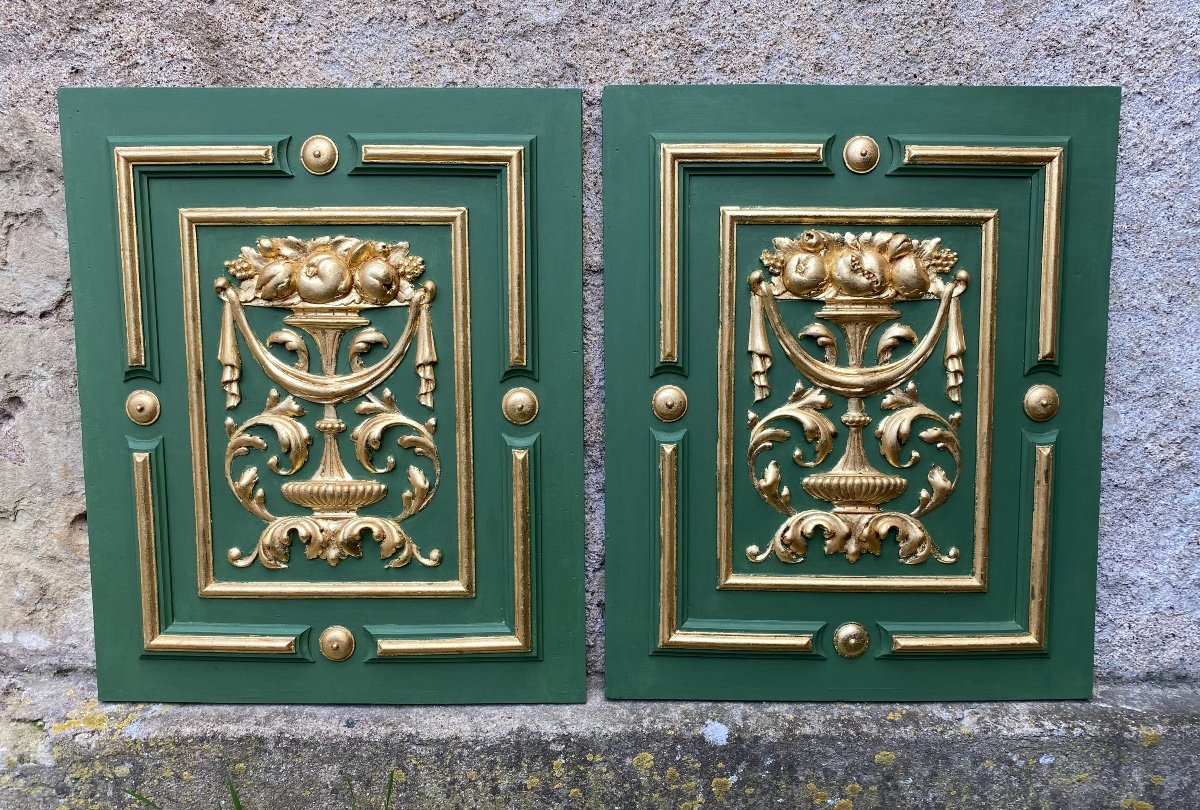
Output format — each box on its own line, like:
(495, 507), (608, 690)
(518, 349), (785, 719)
(215, 235), (444, 569)
(745, 229), (969, 566)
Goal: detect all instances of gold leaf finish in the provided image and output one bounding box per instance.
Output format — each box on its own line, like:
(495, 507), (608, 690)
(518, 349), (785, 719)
(719, 208), (998, 593)
(115, 145), (275, 367)
(180, 207), (475, 599)
(502, 387), (539, 425)
(125, 390), (160, 425)
(217, 236), (443, 570)
(833, 622), (869, 658)
(1023, 384), (1060, 421)
(300, 135), (338, 175)
(903, 144), (1064, 362)
(132, 451), (295, 655)
(658, 142), (826, 364)
(658, 441), (815, 652)
(319, 625), (355, 661)
(376, 446), (532, 655)
(651, 385), (687, 423)
(842, 135), (880, 174)
(891, 443), (1054, 652)
(746, 228), (966, 567)
(360, 144), (528, 367)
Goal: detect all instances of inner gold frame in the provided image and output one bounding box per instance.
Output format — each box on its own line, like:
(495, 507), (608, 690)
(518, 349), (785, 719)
(717, 207), (999, 592)
(180, 206), (476, 599)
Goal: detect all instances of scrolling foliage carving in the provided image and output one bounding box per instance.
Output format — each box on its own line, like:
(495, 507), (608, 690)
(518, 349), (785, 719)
(216, 236), (443, 569)
(745, 230), (968, 566)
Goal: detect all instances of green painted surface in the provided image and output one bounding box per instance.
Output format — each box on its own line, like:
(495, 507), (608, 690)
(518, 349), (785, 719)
(60, 88), (584, 703)
(604, 85), (1119, 700)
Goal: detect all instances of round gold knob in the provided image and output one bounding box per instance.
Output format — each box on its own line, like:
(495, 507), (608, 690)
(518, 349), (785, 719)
(300, 135), (339, 175)
(125, 390), (160, 426)
(319, 625), (355, 661)
(1023, 384), (1060, 421)
(502, 387), (539, 425)
(833, 622), (869, 659)
(843, 135), (880, 174)
(652, 385), (687, 422)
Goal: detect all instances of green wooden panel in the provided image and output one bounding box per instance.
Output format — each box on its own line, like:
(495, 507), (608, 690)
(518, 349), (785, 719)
(603, 85), (1119, 700)
(60, 88), (584, 704)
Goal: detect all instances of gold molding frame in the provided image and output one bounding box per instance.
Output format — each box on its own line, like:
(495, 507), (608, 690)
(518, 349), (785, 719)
(902, 145), (1064, 362)
(719, 207), (998, 592)
(179, 207), (475, 599)
(891, 443), (1053, 652)
(658, 142), (826, 364)
(377, 446), (532, 655)
(115, 144), (275, 367)
(359, 144), (528, 367)
(132, 450), (296, 654)
(658, 441), (814, 652)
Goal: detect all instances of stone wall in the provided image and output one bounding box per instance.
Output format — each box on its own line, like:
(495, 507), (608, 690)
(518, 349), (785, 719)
(1, 1), (1197, 807)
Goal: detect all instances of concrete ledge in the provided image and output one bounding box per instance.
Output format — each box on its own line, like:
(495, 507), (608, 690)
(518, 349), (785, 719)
(1, 674), (1196, 809)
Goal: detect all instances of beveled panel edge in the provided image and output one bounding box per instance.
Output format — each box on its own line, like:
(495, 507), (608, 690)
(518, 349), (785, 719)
(656, 434), (816, 653)
(131, 445), (298, 655)
(717, 207), (998, 592)
(900, 143), (1065, 364)
(359, 143), (529, 369)
(373, 441), (534, 656)
(889, 436), (1054, 653)
(657, 141), (828, 367)
(114, 144), (277, 369)
(178, 206), (476, 599)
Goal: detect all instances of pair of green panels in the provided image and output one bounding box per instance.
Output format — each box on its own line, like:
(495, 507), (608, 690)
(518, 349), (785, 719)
(59, 86), (1120, 704)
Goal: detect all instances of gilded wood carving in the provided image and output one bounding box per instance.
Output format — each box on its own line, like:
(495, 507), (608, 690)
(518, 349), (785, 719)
(745, 229), (968, 566)
(215, 236), (443, 569)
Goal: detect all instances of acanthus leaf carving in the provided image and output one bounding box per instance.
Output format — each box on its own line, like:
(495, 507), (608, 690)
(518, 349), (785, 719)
(217, 236), (444, 571)
(745, 229), (967, 567)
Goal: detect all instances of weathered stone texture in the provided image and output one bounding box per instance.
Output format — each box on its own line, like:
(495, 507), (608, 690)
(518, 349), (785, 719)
(0, 0), (1198, 805)
(1, 674), (1197, 809)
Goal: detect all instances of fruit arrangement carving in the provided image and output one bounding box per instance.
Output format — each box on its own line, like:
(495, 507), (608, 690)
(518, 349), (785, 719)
(224, 235), (427, 308)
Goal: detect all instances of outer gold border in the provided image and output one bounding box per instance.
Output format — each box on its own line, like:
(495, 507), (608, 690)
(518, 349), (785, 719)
(115, 145), (275, 367)
(658, 442), (814, 652)
(718, 207), (998, 592)
(377, 446), (532, 655)
(132, 451), (296, 654)
(658, 143), (826, 364)
(903, 145), (1064, 362)
(891, 443), (1053, 652)
(360, 145), (528, 367)
(179, 207), (475, 599)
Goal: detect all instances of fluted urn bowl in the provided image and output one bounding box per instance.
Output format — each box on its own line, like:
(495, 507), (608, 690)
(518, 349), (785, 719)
(280, 479), (387, 512)
(802, 470), (908, 508)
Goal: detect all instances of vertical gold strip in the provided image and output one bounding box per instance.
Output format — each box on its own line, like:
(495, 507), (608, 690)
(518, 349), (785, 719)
(658, 143), (826, 365)
(115, 145), (274, 367)
(510, 447), (533, 648)
(1038, 154), (1065, 362)
(1026, 444), (1054, 645)
(657, 443), (679, 647)
(132, 451), (160, 647)
(452, 210), (476, 596)
(132, 450), (295, 654)
(902, 144), (1065, 362)
(890, 443), (1054, 653)
(658, 145), (679, 364)
(376, 445), (532, 655)
(359, 144), (527, 367)
(506, 147), (527, 367)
